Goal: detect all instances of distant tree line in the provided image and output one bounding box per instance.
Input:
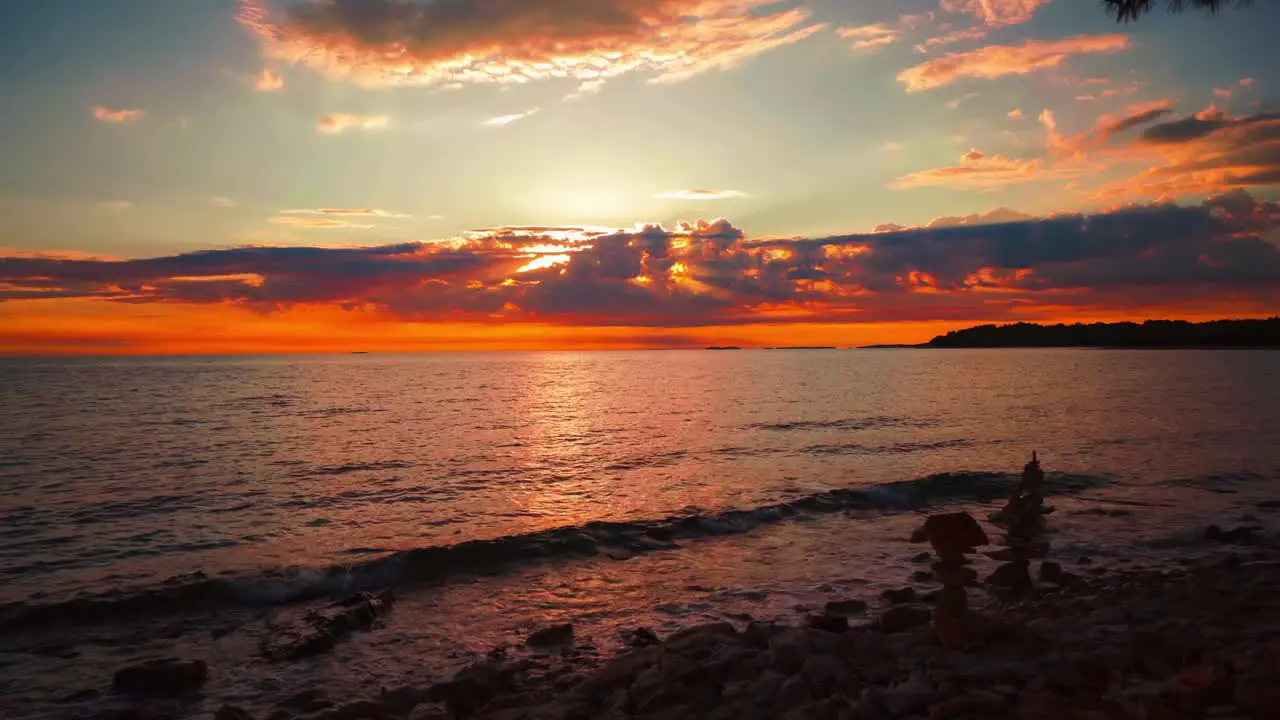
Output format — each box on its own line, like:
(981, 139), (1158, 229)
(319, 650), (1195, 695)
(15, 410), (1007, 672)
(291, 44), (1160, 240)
(925, 318), (1280, 348)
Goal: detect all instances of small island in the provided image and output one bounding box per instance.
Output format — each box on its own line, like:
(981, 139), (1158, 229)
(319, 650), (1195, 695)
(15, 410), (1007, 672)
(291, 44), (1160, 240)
(861, 318), (1280, 349)
(704, 346), (743, 350)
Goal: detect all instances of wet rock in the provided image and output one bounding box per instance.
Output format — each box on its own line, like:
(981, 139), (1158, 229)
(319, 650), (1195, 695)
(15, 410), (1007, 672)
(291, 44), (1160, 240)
(769, 629), (811, 673)
(806, 614), (849, 634)
(911, 552), (932, 564)
(824, 599), (868, 615)
(407, 706), (450, 720)
(1257, 500), (1280, 509)
(744, 620), (780, 649)
(277, 689), (335, 714)
(379, 685), (424, 716)
(215, 706), (254, 720)
(59, 688), (101, 703)
(800, 654), (845, 698)
(880, 675), (935, 716)
(930, 563), (977, 586)
(1087, 606), (1127, 625)
(927, 690), (1004, 720)
(911, 570), (934, 583)
(877, 605), (931, 633)
(881, 587), (917, 605)
(665, 622), (738, 655)
(428, 662), (515, 718)
(1078, 555), (1094, 565)
(1206, 525), (1258, 544)
(625, 627), (661, 647)
(261, 590), (394, 661)
(986, 561), (1031, 590)
(321, 699), (390, 720)
(919, 512), (988, 560)
(1235, 665), (1280, 717)
(112, 658), (208, 697)
(88, 710), (176, 720)
(526, 623), (574, 647)
(570, 647), (660, 700)
(777, 674), (813, 711)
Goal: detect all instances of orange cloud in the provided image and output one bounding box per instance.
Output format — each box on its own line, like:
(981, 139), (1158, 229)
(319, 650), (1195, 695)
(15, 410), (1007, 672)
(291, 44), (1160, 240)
(316, 114), (390, 134)
(837, 12), (933, 52)
(655, 189), (747, 200)
(92, 106), (145, 123)
(254, 67), (284, 92)
(890, 148), (1070, 190)
(897, 34), (1130, 92)
(914, 26), (988, 53)
(236, 0), (825, 89)
(1008, 108), (1024, 119)
(940, 0), (1052, 26)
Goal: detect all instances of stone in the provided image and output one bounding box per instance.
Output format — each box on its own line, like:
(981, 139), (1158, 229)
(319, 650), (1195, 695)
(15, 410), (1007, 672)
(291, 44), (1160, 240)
(986, 561), (1031, 589)
(877, 605), (932, 633)
(911, 552), (932, 564)
(1205, 525), (1258, 544)
(911, 570), (934, 583)
(927, 690), (1005, 720)
(1234, 666), (1280, 716)
(777, 674), (813, 711)
(379, 685), (424, 716)
(277, 689), (334, 714)
(920, 512), (988, 559)
(626, 627), (661, 647)
(325, 699), (390, 720)
(112, 658), (208, 697)
(570, 647), (660, 700)
(665, 622), (738, 655)
(88, 711), (176, 720)
(1087, 606), (1127, 625)
(215, 707), (254, 720)
(807, 614), (849, 634)
(880, 675), (935, 717)
(931, 563), (977, 586)
(881, 587), (917, 605)
(526, 623), (574, 647)
(801, 654), (845, 698)
(428, 662), (514, 718)
(769, 628), (812, 673)
(824, 599), (868, 615)
(1039, 561), (1064, 583)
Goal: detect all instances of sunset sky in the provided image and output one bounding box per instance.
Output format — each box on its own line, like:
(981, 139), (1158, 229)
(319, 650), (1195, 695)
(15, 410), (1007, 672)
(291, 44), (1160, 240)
(1, 0), (1278, 354)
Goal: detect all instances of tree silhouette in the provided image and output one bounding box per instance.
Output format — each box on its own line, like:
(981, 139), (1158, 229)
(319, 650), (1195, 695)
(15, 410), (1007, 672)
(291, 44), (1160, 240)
(1103, 0), (1251, 22)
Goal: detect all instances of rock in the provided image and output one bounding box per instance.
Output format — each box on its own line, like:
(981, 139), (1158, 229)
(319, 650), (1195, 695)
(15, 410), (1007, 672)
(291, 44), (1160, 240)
(112, 658), (208, 697)
(824, 599), (868, 615)
(526, 623), (574, 647)
(570, 647), (660, 699)
(1257, 500), (1280, 509)
(1205, 525), (1258, 544)
(880, 675), (935, 716)
(1078, 555), (1094, 565)
(928, 690), (1004, 720)
(777, 674), (813, 711)
(769, 629), (811, 673)
(88, 710), (176, 720)
(931, 563), (977, 586)
(407, 706), (450, 720)
(59, 688), (101, 703)
(920, 512), (988, 559)
(986, 561), (1031, 589)
(277, 689), (334, 714)
(665, 622), (738, 655)
(881, 587), (917, 605)
(806, 614), (849, 634)
(1039, 561), (1064, 583)
(215, 707), (254, 720)
(325, 699), (390, 720)
(379, 685), (424, 715)
(911, 552), (932, 564)
(261, 590), (394, 661)
(800, 654), (845, 698)
(1087, 606), (1127, 625)
(625, 627), (661, 647)
(911, 570), (934, 583)
(877, 605), (931, 633)
(428, 662), (514, 718)
(1235, 666), (1280, 716)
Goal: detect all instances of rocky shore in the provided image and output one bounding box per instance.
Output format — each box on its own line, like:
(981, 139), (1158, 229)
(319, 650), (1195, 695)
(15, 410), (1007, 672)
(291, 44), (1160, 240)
(89, 511), (1279, 720)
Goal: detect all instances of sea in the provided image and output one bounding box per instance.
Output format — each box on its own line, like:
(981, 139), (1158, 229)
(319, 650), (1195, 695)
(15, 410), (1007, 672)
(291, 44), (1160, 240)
(1, 349), (1278, 718)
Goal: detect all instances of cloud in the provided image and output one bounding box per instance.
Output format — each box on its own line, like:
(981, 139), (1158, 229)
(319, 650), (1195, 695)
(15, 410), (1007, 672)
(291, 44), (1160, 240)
(1008, 109), (1024, 119)
(210, 197), (237, 208)
(269, 216), (376, 229)
(281, 208), (411, 218)
(1239, 78), (1255, 87)
(940, 0), (1053, 27)
(897, 34), (1130, 92)
(483, 109), (538, 127)
(837, 12), (933, 52)
(316, 114), (390, 134)
(254, 67), (284, 92)
(947, 92), (980, 109)
(565, 80), (606, 101)
(890, 147), (1073, 190)
(914, 27), (988, 53)
(5, 195), (1276, 325)
(236, 0), (825, 89)
(1043, 100), (1175, 159)
(98, 201), (133, 212)
(93, 106), (146, 123)
(655, 189), (747, 200)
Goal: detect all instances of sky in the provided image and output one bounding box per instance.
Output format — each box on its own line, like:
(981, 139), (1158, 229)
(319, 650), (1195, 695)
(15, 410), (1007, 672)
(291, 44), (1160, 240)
(0, 0), (1278, 354)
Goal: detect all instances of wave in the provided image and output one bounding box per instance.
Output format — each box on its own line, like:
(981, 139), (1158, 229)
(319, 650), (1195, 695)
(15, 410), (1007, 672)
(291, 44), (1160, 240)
(0, 470), (1106, 634)
(748, 416), (942, 432)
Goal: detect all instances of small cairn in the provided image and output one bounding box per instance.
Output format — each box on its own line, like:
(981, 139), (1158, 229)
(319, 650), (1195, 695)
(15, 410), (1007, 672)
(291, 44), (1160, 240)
(910, 510), (988, 649)
(986, 452), (1050, 597)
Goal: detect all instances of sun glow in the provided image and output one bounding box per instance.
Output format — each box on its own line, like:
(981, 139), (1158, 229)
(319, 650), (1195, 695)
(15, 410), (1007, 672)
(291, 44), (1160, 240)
(516, 253), (572, 273)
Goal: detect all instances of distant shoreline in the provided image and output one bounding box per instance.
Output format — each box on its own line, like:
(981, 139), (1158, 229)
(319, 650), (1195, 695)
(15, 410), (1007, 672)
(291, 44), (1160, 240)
(862, 317), (1280, 349)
